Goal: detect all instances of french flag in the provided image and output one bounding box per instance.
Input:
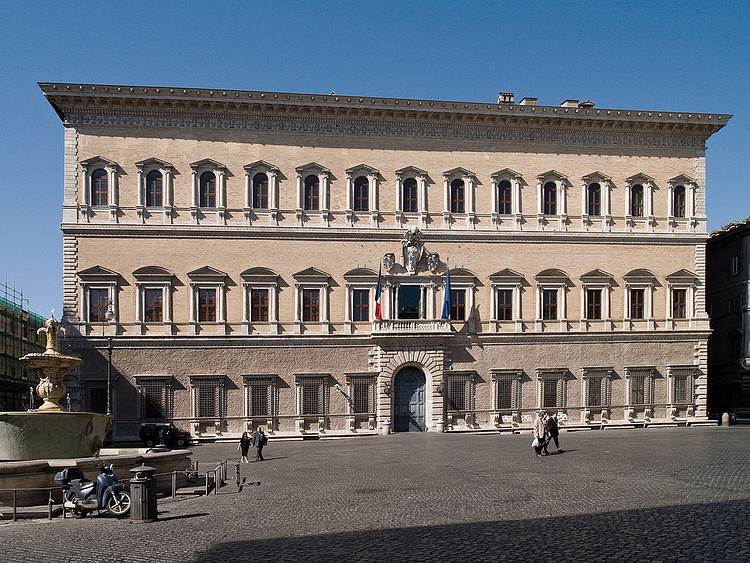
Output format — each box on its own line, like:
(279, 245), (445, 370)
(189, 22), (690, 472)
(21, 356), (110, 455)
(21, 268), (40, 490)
(375, 264), (382, 320)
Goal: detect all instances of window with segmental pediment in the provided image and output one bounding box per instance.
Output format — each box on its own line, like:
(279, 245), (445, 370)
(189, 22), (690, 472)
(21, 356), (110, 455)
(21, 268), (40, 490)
(293, 267), (331, 333)
(536, 170), (568, 230)
(187, 266), (228, 335)
(133, 266), (174, 335)
(395, 166), (428, 227)
(625, 173), (655, 230)
(190, 159), (228, 224)
(77, 265), (119, 335)
(241, 267), (280, 334)
(80, 156), (119, 222)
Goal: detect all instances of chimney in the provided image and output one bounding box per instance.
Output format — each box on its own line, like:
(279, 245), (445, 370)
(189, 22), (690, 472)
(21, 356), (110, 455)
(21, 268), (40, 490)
(497, 92), (515, 104)
(578, 100), (595, 108)
(519, 98), (538, 106)
(561, 99), (579, 108)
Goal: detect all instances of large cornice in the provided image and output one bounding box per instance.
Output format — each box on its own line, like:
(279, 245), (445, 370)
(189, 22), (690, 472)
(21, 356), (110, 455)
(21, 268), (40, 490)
(39, 83), (731, 149)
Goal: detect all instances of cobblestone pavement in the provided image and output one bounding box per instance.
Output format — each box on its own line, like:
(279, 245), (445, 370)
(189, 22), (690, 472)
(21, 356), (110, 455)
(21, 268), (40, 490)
(2, 426), (750, 562)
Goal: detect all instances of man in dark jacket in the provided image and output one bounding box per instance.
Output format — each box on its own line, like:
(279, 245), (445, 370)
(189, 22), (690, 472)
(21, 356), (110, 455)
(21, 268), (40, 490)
(546, 412), (563, 453)
(252, 426), (266, 461)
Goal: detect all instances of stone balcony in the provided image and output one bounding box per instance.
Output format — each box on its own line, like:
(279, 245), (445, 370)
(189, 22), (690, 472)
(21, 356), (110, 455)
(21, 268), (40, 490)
(371, 319), (454, 338)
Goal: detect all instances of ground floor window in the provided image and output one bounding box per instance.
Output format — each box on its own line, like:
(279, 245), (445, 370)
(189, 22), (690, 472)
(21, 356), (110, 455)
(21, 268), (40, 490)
(446, 373), (476, 411)
(626, 367), (655, 407)
(348, 375), (376, 414)
(581, 367), (613, 407)
(85, 382), (108, 414)
(537, 369), (567, 409)
(137, 377), (173, 419)
(243, 376), (277, 417)
(491, 370), (522, 410)
(296, 375), (329, 416)
(668, 366), (696, 404)
(190, 376), (226, 419)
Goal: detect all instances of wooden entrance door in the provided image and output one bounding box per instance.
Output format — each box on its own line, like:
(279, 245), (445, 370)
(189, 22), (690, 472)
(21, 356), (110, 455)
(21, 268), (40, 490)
(393, 367), (426, 432)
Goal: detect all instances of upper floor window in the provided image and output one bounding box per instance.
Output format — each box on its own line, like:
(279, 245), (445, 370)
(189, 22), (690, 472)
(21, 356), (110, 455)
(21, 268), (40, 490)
(630, 288), (645, 319)
(543, 182), (557, 215)
(542, 289), (557, 320)
(198, 288), (217, 322)
(672, 288), (687, 319)
(144, 288), (163, 323)
(250, 289), (269, 322)
(200, 172), (216, 207)
(403, 178), (418, 213)
(91, 169), (108, 207)
(450, 288), (466, 321)
(253, 173), (269, 209)
(497, 289), (513, 321)
(495, 180), (511, 215)
(630, 184), (644, 217)
(353, 176), (369, 212)
(673, 186), (686, 218)
(89, 288), (110, 322)
(450, 179), (465, 213)
(302, 289), (320, 322)
(304, 175), (319, 211)
(587, 183), (601, 216)
(352, 289), (369, 322)
(146, 171), (163, 207)
(730, 255), (741, 275)
(586, 289), (602, 320)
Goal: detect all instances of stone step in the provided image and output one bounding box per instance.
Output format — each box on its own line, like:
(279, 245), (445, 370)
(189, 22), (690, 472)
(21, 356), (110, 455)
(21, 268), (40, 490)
(0, 505), (63, 520)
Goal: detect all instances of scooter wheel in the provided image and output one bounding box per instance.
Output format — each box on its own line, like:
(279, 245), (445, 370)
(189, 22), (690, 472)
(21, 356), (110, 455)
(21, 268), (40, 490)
(106, 490), (131, 516)
(65, 489), (86, 519)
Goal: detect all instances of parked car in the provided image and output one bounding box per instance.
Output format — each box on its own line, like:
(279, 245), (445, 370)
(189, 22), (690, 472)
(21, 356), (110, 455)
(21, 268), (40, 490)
(730, 409), (750, 424)
(139, 422), (190, 447)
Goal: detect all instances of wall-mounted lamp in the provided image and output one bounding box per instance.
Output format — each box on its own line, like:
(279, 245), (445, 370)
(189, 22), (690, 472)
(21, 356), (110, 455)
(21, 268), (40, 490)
(383, 382), (391, 395)
(436, 382), (445, 396)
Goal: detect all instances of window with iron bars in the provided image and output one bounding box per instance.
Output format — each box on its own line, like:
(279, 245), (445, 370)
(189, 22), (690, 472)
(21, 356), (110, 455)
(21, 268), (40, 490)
(538, 370), (567, 409)
(192, 377), (225, 419)
(86, 383), (108, 415)
(138, 378), (173, 419)
(298, 376), (328, 416)
(349, 376), (376, 414)
(626, 368), (654, 406)
(244, 377), (277, 417)
(446, 374), (475, 411)
(669, 368), (695, 404)
(582, 368), (612, 408)
(491, 369), (522, 410)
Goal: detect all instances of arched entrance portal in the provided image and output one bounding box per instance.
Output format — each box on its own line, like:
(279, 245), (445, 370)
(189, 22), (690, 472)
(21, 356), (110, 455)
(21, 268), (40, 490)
(393, 367), (426, 432)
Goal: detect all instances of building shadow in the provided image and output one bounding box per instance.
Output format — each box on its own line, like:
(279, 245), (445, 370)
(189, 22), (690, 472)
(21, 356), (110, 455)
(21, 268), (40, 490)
(196, 498), (750, 561)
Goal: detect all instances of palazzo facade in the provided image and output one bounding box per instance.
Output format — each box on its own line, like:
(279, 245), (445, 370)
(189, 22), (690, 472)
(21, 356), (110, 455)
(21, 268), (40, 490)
(40, 83), (730, 440)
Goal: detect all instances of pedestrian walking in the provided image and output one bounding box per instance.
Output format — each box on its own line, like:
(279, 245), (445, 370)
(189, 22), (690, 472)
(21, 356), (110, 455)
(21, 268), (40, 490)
(237, 431), (251, 463)
(547, 412), (563, 453)
(252, 426), (267, 461)
(532, 411), (546, 457)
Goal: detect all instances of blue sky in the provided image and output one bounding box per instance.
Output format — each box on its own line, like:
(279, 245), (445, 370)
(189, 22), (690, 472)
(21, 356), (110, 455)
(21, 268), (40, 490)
(0, 0), (747, 314)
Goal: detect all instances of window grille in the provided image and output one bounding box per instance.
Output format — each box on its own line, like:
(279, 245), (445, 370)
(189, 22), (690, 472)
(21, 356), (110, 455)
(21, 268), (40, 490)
(626, 368), (654, 406)
(538, 370), (567, 409)
(447, 374), (475, 411)
(350, 376), (376, 414)
(298, 376), (328, 416)
(491, 370), (522, 410)
(582, 368), (612, 407)
(244, 377), (276, 417)
(138, 378), (172, 419)
(192, 377), (225, 419)
(669, 367), (695, 404)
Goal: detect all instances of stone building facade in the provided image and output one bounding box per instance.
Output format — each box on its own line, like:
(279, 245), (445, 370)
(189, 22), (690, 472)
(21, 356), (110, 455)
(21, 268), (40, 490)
(707, 220), (750, 416)
(40, 83), (730, 440)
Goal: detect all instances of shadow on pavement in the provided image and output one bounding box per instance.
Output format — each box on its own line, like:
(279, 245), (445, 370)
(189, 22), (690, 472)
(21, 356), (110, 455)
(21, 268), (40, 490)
(156, 512), (210, 522)
(196, 498), (750, 561)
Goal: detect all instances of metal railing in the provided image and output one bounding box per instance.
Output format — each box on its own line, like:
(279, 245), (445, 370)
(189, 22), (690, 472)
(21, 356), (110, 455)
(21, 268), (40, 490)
(0, 487), (61, 522)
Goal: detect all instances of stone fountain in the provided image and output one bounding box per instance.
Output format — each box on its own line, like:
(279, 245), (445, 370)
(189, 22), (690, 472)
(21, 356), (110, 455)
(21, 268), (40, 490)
(0, 312), (111, 460)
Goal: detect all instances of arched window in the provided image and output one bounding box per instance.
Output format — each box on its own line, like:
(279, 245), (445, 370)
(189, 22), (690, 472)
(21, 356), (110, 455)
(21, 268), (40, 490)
(146, 171), (163, 207)
(91, 169), (108, 207)
(498, 180), (512, 215)
(353, 176), (369, 211)
(543, 182), (557, 215)
(200, 172), (216, 207)
(450, 179), (465, 213)
(253, 173), (269, 209)
(403, 178), (418, 213)
(587, 183), (601, 216)
(304, 175), (319, 210)
(630, 184), (644, 217)
(673, 185), (686, 218)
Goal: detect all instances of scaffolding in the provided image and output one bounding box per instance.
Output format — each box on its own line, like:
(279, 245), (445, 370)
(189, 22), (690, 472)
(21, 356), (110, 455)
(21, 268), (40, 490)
(0, 282), (46, 411)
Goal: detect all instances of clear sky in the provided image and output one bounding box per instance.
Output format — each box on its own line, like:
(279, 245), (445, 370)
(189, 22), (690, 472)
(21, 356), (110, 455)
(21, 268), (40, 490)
(0, 0), (747, 315)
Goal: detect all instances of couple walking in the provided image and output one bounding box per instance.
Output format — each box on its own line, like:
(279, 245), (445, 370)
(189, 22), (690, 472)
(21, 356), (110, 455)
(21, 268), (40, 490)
(238, 427), (267, 463)
(532, 411), (563, 457)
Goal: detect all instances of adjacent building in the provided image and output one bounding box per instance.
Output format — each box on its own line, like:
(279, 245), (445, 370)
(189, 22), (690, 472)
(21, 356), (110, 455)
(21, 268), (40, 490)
(40, 83), (730, 440)
(0, 283), (46, 411)
(707, 220), (750, 415)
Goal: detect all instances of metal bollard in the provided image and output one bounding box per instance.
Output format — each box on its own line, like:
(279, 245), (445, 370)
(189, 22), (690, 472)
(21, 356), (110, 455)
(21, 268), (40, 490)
(172, 471), (177, 498)
(129, 464), (158, 522)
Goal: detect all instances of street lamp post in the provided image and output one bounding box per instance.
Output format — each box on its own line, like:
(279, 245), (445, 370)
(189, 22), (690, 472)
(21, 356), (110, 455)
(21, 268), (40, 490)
(105, 301), (115, 417)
